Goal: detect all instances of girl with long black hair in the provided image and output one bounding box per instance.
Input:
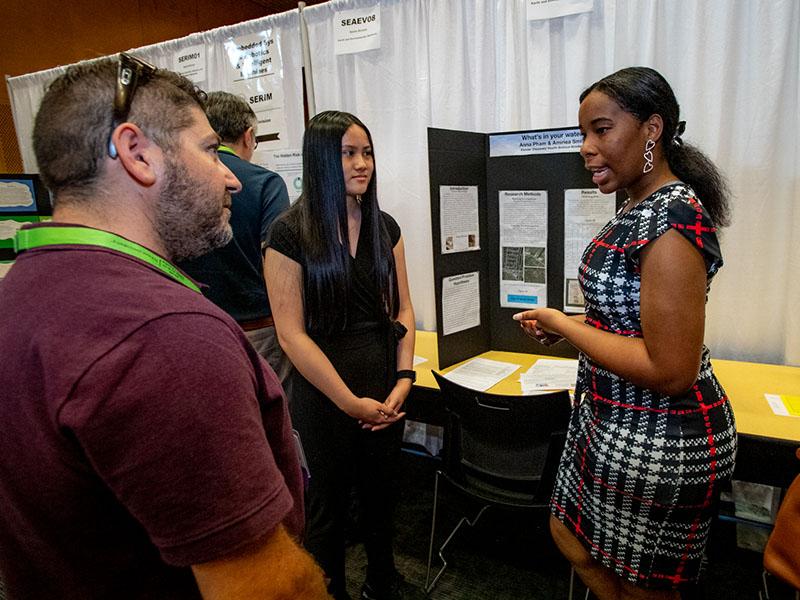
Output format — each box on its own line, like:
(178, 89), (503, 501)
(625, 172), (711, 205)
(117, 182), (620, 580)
(514, 67), (736, 599)
(265, 111), (416, 600)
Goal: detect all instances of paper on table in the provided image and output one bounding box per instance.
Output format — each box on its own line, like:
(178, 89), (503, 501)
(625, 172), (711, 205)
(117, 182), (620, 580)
(521, 358), (578, 392)
(442, 357), (520, 392)
(413, 355), (428, 367)
(765, 394), (800, 417)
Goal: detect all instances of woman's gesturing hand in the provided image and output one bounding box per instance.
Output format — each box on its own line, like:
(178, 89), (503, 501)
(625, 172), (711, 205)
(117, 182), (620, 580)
(513, 308), (565, 346)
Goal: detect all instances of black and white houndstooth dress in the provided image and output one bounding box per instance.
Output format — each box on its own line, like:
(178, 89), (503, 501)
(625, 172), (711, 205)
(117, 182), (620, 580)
(550, 182), (737, 589)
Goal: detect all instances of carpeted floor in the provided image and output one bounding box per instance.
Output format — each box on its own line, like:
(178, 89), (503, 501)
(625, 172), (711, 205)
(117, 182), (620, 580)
(344, 450), (793, 600)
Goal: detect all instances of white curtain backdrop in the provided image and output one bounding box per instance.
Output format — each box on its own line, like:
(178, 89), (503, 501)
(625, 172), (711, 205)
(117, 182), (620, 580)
(304, 0), (800, 366)
(6, 8), (306, 176)
(7, 0), (799, 365)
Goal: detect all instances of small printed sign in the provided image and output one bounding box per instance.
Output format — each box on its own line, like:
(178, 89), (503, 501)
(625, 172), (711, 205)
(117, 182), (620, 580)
(527, 0), (594, 21)
(489, 129), (583, 157)
(335, 5), (381, 55)
(173, 45), (207, 84)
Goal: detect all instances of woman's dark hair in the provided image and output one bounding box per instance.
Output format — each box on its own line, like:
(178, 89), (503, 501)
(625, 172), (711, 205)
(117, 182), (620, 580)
(580, 67), (731, 227)
(285, 110), (397, 335)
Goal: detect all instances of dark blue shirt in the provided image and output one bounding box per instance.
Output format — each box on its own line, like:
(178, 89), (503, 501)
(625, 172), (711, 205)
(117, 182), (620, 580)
(179, 149), (289, 322)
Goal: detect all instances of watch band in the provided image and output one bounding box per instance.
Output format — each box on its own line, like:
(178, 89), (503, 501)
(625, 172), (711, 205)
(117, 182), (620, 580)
(396, 369), (417, 383)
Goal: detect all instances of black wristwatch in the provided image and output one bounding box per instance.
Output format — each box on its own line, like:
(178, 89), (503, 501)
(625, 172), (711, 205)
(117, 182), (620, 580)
(396, 369), (417, 383)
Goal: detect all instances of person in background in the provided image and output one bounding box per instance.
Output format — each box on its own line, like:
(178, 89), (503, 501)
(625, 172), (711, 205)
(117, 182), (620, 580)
(178, 91), (291, 381)
(0, 54), (328, 599)
(513, 67), (736, 600)
(264, 111), (419, 600)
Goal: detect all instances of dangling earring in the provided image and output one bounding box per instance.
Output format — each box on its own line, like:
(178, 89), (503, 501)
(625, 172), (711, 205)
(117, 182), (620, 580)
(642, 139), (655, 174)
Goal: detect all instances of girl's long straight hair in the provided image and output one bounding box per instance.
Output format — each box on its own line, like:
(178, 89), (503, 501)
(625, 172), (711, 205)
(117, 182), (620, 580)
(284, 110), (397, 335)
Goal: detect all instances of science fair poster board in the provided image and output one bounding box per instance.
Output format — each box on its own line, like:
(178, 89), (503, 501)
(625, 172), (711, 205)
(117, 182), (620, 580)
(428, 127), (623, 369)
(0, 175), (51, 265)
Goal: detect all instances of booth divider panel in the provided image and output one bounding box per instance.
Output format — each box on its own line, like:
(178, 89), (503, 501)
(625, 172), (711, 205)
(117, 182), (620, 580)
(428, 128), (490, 369)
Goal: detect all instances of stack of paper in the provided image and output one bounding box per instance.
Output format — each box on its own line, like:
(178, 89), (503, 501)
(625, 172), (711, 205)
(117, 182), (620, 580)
(520, 359), (578, 394)
(442, 357), (520, 392)
(765, 394), (800, 417)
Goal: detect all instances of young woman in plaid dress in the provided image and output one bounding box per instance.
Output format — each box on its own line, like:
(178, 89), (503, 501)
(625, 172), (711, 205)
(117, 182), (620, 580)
(513, 67), (736, 600)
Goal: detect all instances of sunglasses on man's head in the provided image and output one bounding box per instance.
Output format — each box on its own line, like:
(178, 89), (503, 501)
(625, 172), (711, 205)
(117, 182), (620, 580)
(108, 52), (156, 158)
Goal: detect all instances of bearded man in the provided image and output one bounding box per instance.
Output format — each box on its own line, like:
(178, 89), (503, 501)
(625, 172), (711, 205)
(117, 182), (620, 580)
(0, 54), (328, 600)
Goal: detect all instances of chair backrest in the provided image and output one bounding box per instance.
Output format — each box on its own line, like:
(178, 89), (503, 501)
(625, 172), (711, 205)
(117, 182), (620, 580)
(432, 371), (572, 504)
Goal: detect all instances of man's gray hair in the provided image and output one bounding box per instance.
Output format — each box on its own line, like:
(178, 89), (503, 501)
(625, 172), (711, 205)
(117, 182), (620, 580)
(33, 57), (206, 202)
(205, 91), (257, 144)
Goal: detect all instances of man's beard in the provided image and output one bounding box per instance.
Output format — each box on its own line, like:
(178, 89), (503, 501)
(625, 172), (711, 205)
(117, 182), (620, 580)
(154, 157), (233, 262)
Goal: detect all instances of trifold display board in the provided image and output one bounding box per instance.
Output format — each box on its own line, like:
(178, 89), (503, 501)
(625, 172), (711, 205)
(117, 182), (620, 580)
(0, 174), (52, 272)
(429, 127), (624, 369)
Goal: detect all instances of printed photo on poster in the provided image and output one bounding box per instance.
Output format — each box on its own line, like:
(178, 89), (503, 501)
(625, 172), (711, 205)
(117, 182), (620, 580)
(564, 278), (584, 309)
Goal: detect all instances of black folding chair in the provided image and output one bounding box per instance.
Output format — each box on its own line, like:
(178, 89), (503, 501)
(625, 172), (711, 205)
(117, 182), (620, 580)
(425, 371), (572, 593)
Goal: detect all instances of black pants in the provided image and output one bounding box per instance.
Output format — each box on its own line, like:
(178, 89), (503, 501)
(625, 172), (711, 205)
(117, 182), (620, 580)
(289, 327), (402, 599)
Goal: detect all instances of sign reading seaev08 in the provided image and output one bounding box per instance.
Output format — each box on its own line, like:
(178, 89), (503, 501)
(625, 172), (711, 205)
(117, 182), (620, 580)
(335, 4), (381, 55)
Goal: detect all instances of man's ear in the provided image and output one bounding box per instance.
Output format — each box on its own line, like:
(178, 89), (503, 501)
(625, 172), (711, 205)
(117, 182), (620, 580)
(243, 127), (255, 149)
(110, 123), (159, 187)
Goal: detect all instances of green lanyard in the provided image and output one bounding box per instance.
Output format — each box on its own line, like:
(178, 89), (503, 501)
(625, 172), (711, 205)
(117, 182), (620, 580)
(218, 145), (236, 156)
(13, 226), (201, 294)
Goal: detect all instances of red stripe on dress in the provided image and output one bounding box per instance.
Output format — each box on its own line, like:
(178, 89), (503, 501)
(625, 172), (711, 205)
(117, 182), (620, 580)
(592, 238), (649, 252)
(580, 225), (615, 278)
(581, 469), (717, 510)
(585, 316), (642, 337)
(589, 391), (729, 415)
(575, 365), (603, 533)
(670, 197), (715, 250)
(551, 501), (693, 584)
(673, 384), (719, 580)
